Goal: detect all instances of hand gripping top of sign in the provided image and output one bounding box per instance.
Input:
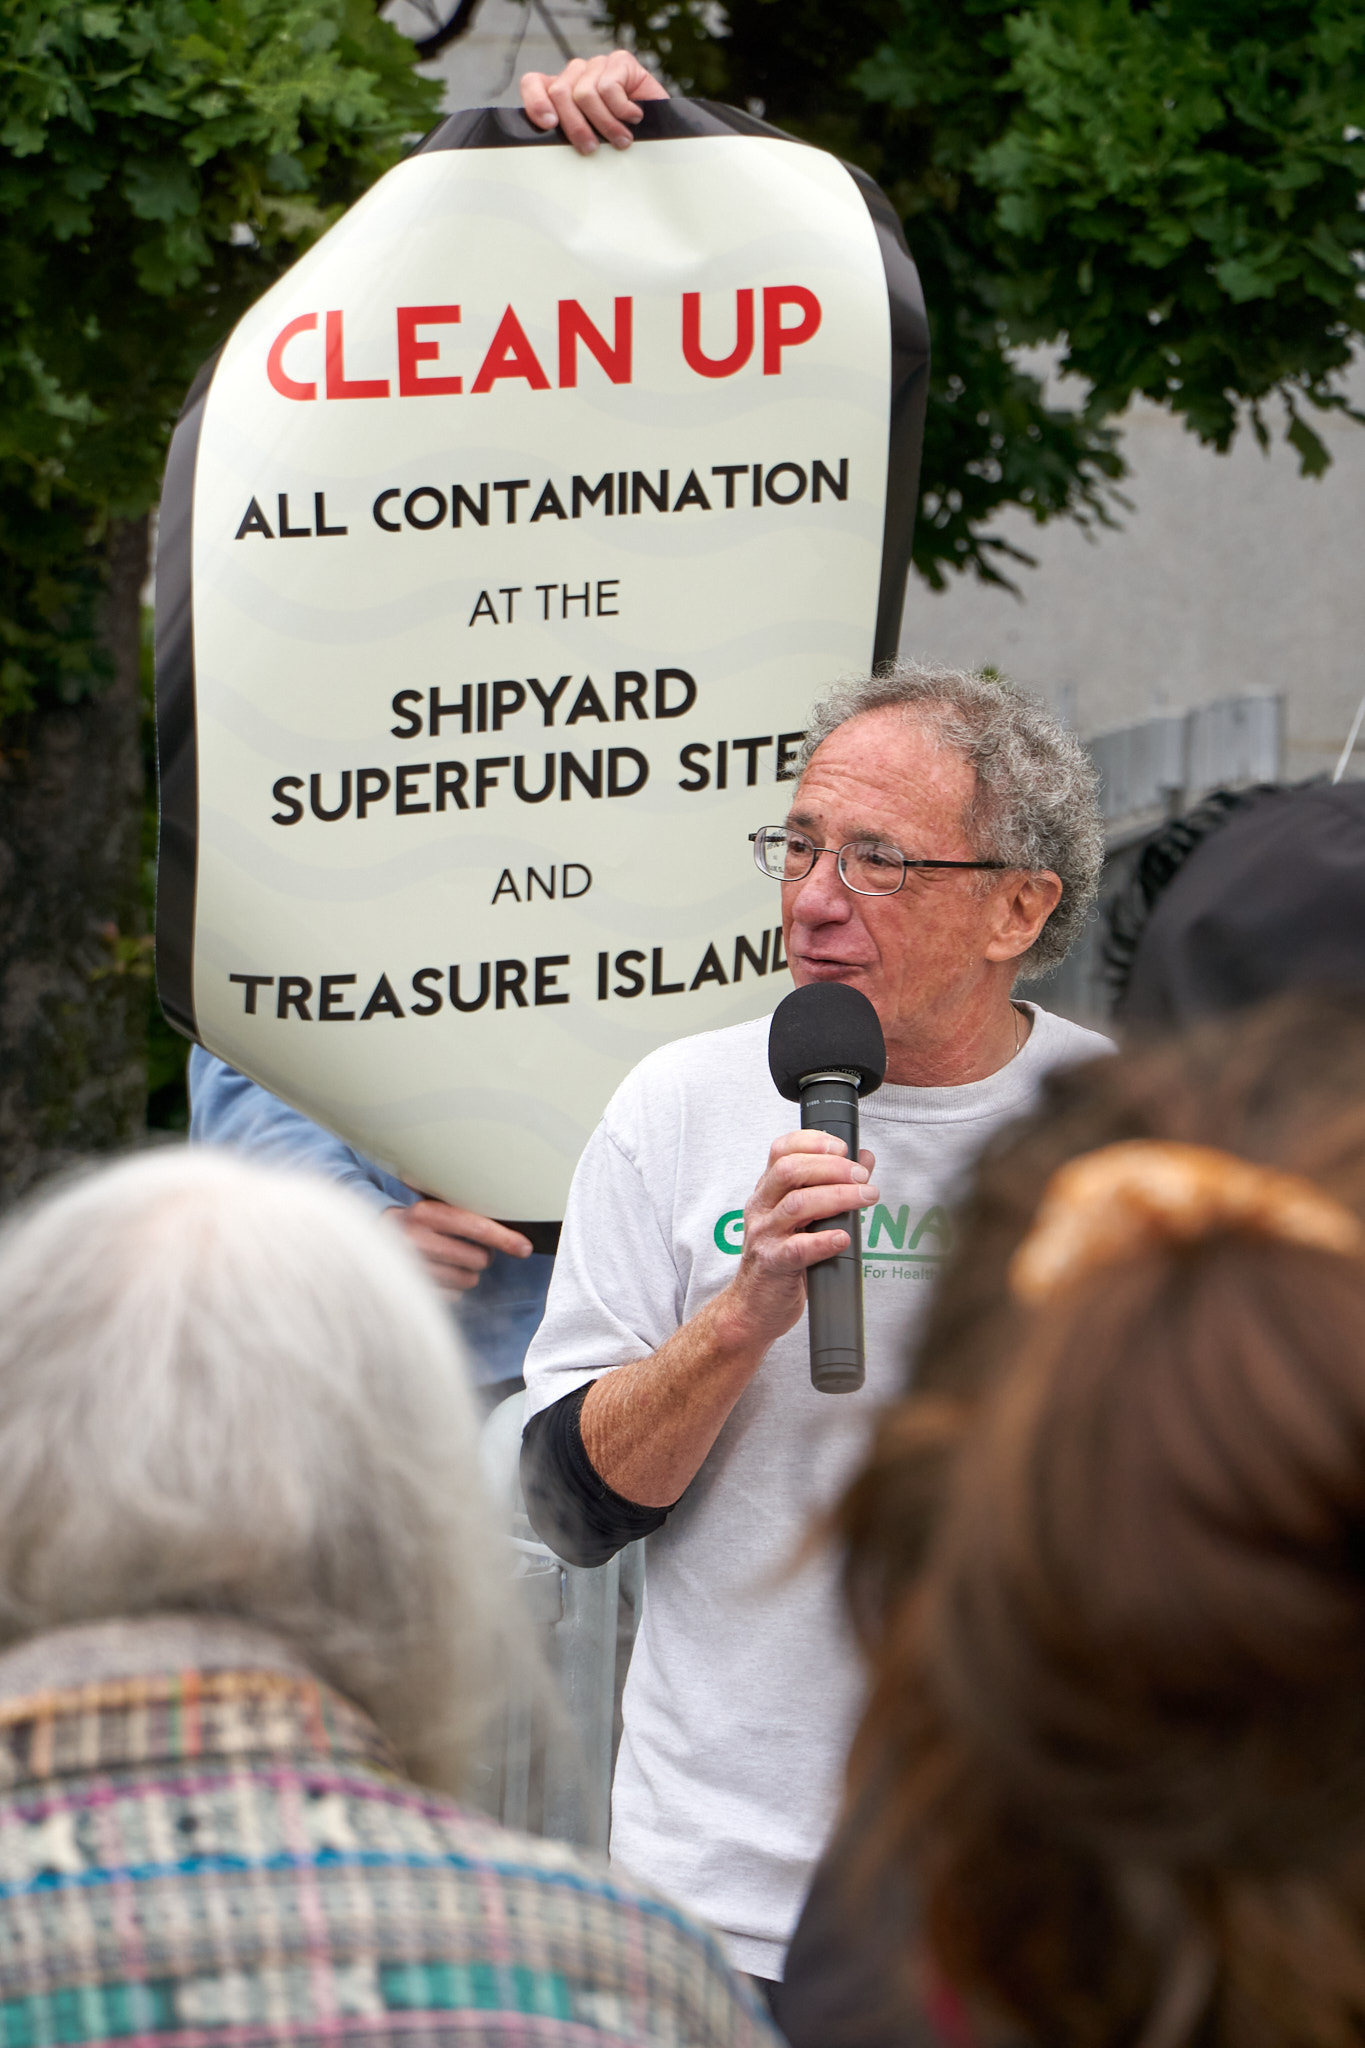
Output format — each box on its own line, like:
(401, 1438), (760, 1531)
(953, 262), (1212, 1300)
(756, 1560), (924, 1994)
(154, 59), (929, 1228)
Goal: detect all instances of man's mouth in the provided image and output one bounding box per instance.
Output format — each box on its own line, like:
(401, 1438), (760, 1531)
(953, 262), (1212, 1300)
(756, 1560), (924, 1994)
(791, 954), (868, 980)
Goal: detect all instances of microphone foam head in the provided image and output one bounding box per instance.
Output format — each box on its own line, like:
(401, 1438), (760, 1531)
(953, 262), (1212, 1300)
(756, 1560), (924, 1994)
(768, 983), (887, 1101)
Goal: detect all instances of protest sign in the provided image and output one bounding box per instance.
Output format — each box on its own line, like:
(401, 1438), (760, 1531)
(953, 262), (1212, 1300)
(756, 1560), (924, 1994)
(156, 100), (928, 1221)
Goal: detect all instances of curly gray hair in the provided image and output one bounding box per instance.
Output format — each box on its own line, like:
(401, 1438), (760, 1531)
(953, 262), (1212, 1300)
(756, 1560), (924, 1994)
(800, 660), (1103, 977)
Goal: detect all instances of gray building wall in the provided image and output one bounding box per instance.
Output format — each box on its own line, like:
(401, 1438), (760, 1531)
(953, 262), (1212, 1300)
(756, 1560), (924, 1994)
(903, 361), (1365, 782)
(386, 0), (614, 108)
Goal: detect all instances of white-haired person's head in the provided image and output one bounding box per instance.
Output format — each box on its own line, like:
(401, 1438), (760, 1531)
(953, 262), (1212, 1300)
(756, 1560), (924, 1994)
(0, 1147), (511, 1793)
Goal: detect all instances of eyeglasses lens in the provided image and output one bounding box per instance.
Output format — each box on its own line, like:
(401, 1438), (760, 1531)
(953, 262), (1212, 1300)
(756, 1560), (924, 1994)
(841, 843), (906, 894)
(757, 830), (812, 880)
(757, 831), (907, 891)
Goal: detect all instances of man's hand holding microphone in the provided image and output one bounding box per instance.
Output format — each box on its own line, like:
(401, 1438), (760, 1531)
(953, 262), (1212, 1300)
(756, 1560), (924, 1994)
(578, 987), (886, 1509)
(722, 1130), (879, 1356)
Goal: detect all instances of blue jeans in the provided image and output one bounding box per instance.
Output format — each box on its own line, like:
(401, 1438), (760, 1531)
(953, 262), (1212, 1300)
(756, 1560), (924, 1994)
(457, 1247), (555, 1392)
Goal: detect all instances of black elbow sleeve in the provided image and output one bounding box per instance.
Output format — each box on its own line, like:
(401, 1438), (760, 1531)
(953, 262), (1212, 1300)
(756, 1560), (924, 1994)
(520, 1382), (672, 1568)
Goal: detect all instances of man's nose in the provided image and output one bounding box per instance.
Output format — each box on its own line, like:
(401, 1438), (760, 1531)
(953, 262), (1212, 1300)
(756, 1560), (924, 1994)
(787, 849), (852, 923)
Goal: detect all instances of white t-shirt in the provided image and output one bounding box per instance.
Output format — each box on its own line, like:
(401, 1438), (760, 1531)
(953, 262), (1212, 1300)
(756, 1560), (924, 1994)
(523, 1002), (1113, 1980)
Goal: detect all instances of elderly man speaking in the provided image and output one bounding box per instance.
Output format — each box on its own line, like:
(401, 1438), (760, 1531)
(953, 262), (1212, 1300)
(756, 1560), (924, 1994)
(521, 662), (1110, 1990)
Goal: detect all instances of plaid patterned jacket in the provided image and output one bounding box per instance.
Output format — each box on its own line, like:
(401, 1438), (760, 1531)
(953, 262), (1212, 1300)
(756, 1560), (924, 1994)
(0, 1619), (775, 2048)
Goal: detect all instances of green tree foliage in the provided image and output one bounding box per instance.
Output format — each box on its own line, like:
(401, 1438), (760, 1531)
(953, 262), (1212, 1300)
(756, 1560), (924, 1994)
(600, 0), (1365, 586)
(0, 0), (441, 722)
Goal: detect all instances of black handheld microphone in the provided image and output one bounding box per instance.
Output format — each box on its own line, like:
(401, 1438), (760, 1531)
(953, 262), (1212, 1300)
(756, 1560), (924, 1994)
(768, 984), (886, 1394)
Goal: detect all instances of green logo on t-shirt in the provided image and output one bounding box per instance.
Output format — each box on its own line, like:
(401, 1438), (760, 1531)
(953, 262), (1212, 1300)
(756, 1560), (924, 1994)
(714, 1209), (746, 1254)
(866, 1203), (952, 1256)
(710, 1203), (952, 1260)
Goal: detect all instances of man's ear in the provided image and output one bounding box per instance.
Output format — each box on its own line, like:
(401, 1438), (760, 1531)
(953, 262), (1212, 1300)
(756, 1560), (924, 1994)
(983, 870), (1063, 964)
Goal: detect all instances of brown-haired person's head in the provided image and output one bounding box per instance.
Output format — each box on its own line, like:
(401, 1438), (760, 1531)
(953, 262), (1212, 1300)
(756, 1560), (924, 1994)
(845, 1040), (1365, 2048)
(840, 992), (1365, 1632)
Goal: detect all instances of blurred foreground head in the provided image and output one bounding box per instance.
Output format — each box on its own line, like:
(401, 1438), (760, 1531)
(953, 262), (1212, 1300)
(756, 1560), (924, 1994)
(842, 997), (1365, 2047)
(0, 1149), (508, 1793)
(1107, 780), (1365, 1028)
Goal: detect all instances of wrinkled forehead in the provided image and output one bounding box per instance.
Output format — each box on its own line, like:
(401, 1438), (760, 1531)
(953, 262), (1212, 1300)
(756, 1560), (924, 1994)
(791, 707), (977, 837)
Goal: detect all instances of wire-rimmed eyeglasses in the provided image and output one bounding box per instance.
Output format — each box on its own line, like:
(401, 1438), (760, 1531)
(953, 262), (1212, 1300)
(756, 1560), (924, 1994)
(750, 826), (1010, 897)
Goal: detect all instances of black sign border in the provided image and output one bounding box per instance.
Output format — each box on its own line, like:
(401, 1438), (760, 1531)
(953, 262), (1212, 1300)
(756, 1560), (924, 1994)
(155, 97), (929, 1085)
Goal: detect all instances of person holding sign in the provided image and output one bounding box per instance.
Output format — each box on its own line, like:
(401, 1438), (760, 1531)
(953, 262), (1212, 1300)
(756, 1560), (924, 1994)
(520, 659), (1112, 1993)
(187, 1048), (551, 1402)
(520, 49), (669, 151)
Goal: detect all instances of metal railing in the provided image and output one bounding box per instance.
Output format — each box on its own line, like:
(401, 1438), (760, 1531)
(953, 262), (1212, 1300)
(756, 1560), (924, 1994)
(474, 1390), (642, 1851)
(1087, 694), (1282, 846)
